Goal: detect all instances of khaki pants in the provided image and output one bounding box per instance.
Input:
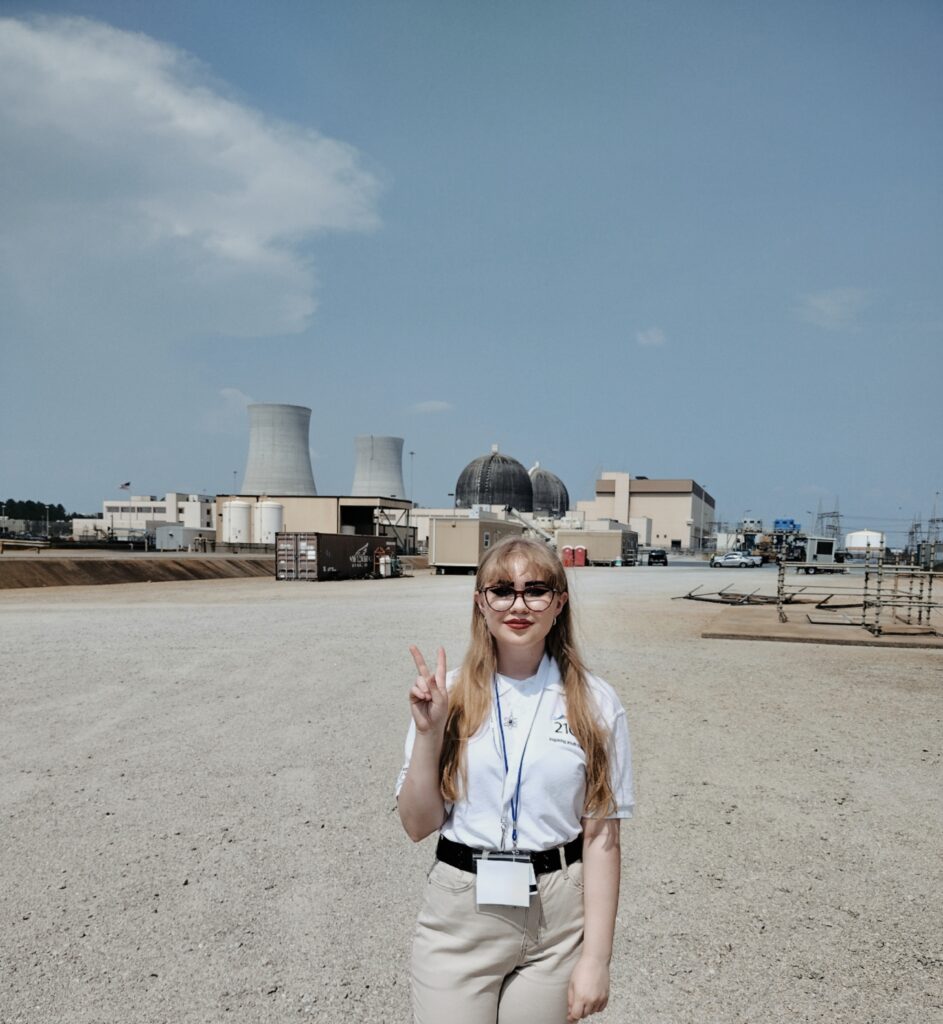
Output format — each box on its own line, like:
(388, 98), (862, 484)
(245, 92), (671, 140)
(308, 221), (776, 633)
(411, 856), (585, 1024)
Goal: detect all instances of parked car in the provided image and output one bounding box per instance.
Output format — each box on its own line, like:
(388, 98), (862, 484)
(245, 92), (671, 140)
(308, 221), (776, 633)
(710, 551), (761, 568)
(647, 548), (668, 566)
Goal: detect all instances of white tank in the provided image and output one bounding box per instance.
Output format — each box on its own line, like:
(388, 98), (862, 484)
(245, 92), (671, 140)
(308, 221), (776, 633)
(223, 500), (252, 544)
(845, 529), (885, 556)
(253, 501), (284, 545)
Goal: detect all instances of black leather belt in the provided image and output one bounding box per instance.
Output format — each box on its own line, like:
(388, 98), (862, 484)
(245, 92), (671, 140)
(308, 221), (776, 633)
(436, 834), (583, 876)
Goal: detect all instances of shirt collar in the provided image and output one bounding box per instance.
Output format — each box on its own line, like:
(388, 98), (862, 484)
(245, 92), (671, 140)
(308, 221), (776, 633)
(494, 654), (565, 696)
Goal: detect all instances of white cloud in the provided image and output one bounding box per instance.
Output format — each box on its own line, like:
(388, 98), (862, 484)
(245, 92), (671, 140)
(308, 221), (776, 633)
(409, 400), (454, 414)
(795, 288), (868, 330)
(0, 16), (380, 344)
(636, 327), (667, 347)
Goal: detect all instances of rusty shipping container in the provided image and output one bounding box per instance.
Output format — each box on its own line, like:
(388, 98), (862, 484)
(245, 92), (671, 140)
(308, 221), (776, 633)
(275, 532), (390, 581)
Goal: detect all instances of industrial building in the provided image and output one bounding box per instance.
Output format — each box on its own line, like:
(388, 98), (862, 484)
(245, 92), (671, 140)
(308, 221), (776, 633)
(214, 494), (415, 551)
(577, 473), (715, 551)
(71, 493), (215, 543)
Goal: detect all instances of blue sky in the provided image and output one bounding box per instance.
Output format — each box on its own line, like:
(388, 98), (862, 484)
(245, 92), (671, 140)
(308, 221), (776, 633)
(1, 1), (940, 540)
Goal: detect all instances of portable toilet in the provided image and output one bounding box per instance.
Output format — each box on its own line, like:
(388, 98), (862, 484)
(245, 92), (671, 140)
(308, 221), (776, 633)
(561, 546), (574, 567)
(574, 545), (587, 567)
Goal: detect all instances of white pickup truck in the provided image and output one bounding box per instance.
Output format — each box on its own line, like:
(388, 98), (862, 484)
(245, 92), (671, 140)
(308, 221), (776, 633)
(710, 551), (763, 568)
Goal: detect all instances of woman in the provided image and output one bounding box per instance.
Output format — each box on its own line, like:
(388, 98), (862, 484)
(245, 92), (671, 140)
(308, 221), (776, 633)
(396, 537), (634, 1023)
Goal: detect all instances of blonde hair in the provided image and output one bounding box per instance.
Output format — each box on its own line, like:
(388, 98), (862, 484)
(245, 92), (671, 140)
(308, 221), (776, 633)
(439, 537), (615, 817)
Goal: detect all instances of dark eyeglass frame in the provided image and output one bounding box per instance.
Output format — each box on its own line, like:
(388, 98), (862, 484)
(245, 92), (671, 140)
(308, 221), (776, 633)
(479, 583), (558, 611)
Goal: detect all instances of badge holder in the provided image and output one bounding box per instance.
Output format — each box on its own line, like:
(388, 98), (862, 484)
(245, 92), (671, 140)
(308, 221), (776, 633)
(474, 851), (532, 907)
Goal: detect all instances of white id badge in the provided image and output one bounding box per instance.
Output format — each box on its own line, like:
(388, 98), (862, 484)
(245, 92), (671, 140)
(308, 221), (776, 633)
(475, 856), (531, 907)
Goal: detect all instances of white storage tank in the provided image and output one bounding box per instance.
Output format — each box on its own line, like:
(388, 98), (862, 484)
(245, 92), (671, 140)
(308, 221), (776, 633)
(845, 529), (885, 557)
(254, 501), (284, 545)
(223, 500), (252, 544)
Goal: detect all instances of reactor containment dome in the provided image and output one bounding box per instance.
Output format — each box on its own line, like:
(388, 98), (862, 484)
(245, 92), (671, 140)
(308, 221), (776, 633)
(351, 435), (407, 498)
(455, 445), (533, 512)
(241, 404), (318, 496)
(528, 462), (570, 518)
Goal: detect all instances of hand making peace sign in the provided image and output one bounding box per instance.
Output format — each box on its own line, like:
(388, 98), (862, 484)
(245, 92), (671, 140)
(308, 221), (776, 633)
(408, 645), (449, 735)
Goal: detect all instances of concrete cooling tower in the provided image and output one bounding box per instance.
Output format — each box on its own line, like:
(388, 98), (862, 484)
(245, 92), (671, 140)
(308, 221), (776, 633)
(351, 435), (406, 498)
(241, 404), (318, 496)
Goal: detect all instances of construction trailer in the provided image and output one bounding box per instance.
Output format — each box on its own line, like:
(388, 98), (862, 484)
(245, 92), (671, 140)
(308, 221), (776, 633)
(275, 532), (396, 581)
(428, 517), (525, 574)
(554, 529), (639, 567)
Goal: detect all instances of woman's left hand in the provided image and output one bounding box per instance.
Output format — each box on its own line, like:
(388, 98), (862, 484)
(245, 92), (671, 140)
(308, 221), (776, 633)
(567, 955), (609, 1020)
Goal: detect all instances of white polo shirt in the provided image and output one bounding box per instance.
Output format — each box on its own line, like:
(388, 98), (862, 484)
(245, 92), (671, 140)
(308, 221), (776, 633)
(396, 654), (634, 852)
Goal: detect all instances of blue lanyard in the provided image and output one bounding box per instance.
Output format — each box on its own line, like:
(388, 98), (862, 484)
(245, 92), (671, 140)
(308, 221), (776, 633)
(493, 679), (544, 851)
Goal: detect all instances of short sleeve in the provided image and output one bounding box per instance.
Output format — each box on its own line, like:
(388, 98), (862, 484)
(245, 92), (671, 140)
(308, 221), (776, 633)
(598, 707), (634, 820)
(395, 668), (459, 801)
(394, 718), (417, 799)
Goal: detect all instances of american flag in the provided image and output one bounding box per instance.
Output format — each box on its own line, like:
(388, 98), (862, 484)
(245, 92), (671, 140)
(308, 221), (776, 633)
(118, 482), (131, 490)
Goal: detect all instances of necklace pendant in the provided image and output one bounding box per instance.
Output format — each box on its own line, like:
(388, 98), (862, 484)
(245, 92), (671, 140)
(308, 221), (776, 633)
(504, 712), (518, 728)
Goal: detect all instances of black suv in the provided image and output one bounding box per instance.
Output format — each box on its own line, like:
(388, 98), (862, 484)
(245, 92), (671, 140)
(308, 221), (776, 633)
(647, 548), (668, 566)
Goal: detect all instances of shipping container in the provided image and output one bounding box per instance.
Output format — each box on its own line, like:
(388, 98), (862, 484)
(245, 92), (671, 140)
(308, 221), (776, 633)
(275, 532), (393, 581)
(428, 517), (525, 573)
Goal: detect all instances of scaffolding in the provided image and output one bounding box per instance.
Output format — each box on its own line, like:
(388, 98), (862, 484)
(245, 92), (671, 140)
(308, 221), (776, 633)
(776, 555), (942, 636)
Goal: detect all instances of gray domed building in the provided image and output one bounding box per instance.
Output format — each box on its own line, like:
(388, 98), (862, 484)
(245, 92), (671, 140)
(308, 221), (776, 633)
(528, 462), (570, 519)
(454, 445), (533, 512)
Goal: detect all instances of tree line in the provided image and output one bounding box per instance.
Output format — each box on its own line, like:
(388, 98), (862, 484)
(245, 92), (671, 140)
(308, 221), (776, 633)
(2, 499), (70, 521)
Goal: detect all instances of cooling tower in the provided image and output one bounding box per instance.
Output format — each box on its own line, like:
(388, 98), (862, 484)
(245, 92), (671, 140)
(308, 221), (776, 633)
(351, 435), (406, 498)
(241, 404), (318, 496)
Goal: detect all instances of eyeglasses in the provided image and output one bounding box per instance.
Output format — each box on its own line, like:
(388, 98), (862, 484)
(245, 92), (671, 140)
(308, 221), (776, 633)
(479, 583), (557, 612)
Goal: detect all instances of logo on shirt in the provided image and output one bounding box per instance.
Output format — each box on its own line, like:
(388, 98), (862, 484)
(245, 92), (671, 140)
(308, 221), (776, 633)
(552, 713), (573, 737)
(550, 713), (580, 748)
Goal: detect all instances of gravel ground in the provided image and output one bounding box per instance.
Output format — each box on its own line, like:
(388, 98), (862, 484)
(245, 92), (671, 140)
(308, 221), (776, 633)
(1, 566), (940, 1024)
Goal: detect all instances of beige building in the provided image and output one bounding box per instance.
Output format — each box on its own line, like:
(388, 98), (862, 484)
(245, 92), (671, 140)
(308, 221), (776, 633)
(577, 473), (715, 551)
(214, 494), (415, 550)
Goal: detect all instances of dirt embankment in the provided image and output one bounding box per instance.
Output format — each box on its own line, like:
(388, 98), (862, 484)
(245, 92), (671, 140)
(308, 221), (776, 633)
(0, 556), (273, 589)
